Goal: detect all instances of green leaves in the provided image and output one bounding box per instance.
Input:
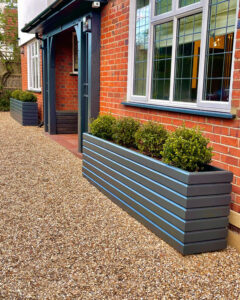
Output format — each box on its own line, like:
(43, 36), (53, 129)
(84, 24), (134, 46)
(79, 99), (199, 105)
(90, 116), (213, 172)
(162, 126), (213, 172)
(90, 115), (116, 140)
(11, 90), (37, 102)
(135, 122), (168, 158)
(112, 117), (140, 147)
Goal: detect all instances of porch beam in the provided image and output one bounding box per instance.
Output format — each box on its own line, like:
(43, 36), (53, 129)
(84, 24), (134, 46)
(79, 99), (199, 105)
(43, 17), (82, 39)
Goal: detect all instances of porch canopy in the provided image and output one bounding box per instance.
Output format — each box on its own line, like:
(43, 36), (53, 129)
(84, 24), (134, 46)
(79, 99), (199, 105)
(22, 0), (107, 152)
(22, 0), (107, 35)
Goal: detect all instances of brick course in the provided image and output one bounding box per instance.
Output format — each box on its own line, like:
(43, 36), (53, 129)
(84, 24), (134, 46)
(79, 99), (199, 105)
(55, 30), (78, 112)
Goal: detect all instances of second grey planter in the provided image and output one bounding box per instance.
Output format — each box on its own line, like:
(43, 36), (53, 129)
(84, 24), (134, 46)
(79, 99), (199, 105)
(82, 133), (233, 255)
(10, 98), (38, 126)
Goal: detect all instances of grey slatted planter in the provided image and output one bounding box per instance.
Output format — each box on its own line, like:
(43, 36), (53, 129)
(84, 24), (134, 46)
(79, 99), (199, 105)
(10, 98), (38, 126)
(82, 133), (233, 255)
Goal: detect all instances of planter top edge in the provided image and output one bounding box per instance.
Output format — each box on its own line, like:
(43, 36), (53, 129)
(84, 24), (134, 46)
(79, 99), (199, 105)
(10, 98), (38, 105)
(83, 133), (188, 173)
(83, 133), (233, 184)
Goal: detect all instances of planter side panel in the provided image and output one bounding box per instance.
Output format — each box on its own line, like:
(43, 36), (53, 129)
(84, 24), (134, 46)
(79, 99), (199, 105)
(82, 134), (232, 255)
(10, 99), (38, 126)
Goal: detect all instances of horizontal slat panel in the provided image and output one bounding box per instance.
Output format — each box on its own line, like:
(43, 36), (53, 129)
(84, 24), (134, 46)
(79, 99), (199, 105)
(83, 159), (229, 231)
(83, 139), (231, 196)
(83, 147), (230, 214)
(83, 133), (233, 184)
(10, 99), (38, 126)
(83, 166), (227, 244)
(56, 112), (77, 134)
(83, 171), (227, 255)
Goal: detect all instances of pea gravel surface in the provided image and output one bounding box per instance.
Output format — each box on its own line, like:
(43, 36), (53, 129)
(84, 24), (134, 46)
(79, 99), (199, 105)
(0, 112), (240, 299)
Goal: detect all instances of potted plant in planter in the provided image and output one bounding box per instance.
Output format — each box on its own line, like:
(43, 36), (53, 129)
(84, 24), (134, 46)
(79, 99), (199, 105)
(10, 90), (38, 126)
(82, 115), (233, 255)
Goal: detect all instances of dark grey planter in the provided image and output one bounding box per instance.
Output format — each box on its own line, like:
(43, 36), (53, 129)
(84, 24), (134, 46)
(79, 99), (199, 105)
(82, 133), (233, 255)
(10, 98), (38, 126)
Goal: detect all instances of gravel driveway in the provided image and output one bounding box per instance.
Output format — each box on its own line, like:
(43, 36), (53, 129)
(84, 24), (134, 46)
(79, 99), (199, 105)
(0, 112), (240, 299)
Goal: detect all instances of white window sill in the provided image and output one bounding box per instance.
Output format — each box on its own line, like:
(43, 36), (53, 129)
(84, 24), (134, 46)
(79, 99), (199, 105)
(27, 89), (42, 94)
(121, 101), (235, 119)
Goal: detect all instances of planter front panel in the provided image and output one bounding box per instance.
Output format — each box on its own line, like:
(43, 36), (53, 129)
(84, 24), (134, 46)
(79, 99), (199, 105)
(82, 134), (232, 255)
(10, 99), (38, 126)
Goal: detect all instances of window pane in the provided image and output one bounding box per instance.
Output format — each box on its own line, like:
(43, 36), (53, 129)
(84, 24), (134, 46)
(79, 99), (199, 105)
(179, 0), (199, 8)
(35, 57), (38, 89)
(133, 0), (149, 96)
(203, 0), (237, 102)
(155, 0), (171, 15)
(74, 34), (78, 72)
(174, 13), (202, 102)
(151, 22), (173, 100)
(32, 57), (35, 89)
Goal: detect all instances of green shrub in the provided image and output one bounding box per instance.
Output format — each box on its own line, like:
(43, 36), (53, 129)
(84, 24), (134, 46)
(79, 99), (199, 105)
(161, 126), (213, 172)
(11, 90), (37, 102)
(11, 89), (22, 100)
(90, 114), (116, 140)
(112, 117), (140, 147)
(19, 91), (37, 102)
(0, 90), (12, 111)
(135, 121), (168, 157)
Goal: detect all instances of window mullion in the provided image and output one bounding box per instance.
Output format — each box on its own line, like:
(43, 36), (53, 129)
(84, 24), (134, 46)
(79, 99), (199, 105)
(147, 21), (154, 102)
(197, 0), (209, 105)
(169, 16), (178, 103)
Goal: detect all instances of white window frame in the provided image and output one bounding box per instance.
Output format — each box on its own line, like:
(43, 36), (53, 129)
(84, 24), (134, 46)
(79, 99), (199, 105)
(72, 32), (78, 74)
(127, 0), (239, 113)
(27, 40), (41, 92)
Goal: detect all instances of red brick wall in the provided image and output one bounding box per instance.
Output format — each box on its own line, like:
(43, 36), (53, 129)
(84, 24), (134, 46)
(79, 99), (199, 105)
(55, 30), (78, 111)
(100, 0), (240, 215)
(20, 41), (43, 120)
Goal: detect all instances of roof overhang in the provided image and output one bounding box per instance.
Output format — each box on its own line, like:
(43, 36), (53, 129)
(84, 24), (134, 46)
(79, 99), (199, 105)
(22, 0), (107, 35)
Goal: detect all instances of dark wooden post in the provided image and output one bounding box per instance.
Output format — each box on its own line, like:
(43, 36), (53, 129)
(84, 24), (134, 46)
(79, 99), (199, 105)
(42, 39), (48, 132)
(90, 10), (101, 121)
(47, 36), (56, 134)
(75, 22), (86, 152)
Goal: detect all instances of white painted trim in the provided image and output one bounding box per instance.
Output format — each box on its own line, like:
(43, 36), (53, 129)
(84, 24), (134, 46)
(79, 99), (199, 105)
(228, 0), (240, 112)
(72, 32), (78, 73)
(27, 40), (41, 91)
(169, 16), (177, 103)
(127, 0), (137, 101)
(127, 0), (238, 113)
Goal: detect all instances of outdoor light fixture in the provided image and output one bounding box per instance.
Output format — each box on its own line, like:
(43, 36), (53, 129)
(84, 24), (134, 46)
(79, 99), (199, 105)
(92, 1), (100, 8)
(20, 47), (24, 55)
(82, 16), (92, 32)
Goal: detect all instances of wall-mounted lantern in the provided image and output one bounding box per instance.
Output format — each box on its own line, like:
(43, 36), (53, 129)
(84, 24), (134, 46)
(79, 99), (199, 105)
(82, 16), (92, 33)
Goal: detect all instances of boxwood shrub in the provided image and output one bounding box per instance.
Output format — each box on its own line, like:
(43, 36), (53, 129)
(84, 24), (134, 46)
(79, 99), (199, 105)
(112, 117), (140, 147)
(162, 126), (213, 172)
(135, 121), (168, 158)
(11, 90), (37, 102)
(90, 115), (213, 172)
(90, 114), (116, 140)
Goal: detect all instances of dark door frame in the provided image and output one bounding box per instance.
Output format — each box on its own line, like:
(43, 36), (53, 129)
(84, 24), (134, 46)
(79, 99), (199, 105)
(42, 10), (100, 152)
